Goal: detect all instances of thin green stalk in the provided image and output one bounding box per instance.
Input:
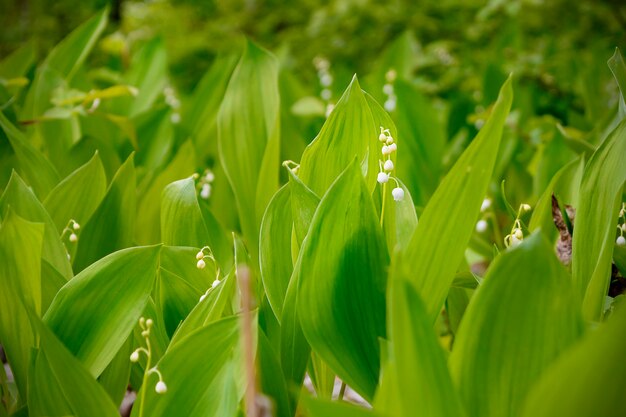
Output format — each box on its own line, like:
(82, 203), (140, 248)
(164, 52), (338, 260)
(380, 182), (387, 227)
(137, 337), (152, 417)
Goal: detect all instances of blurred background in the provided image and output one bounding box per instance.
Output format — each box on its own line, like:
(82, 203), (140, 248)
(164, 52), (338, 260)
(0, 0), (625, 237)
(2, 0), (625, 98)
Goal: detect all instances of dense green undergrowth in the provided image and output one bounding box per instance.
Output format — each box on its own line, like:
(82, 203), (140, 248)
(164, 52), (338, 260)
(0, 7), (625, 417)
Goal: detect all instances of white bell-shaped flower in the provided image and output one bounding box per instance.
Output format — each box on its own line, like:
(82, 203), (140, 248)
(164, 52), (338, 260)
(377, 172), (389, 184)
(383, 160), (394, 171)
(392, 187), (405, 201)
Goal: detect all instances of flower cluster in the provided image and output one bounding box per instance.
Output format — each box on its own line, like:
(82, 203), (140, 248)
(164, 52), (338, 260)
(314, 56), (334, 117)
(376, 127), (404, 202)
(383, 69), (397, 112)
(130, 317), (167, 394)
(61, 219), (80, 243)
(196, 246), (221, 302)
(504, 203), (532, 248)
(475, 198), (491, 233)
(195, 169), (215, 200)
(163, 85), (181, 124)
(617, 203), (626, 247)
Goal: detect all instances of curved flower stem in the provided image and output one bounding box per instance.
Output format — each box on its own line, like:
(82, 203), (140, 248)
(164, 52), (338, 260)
(137, 334), (152, 417)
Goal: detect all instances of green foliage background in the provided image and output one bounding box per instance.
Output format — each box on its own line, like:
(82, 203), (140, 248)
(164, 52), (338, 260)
(1, 1), (626, 417)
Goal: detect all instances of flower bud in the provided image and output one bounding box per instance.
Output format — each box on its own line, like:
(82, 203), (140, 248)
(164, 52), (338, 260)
(476, 219), (488, 233)
(382, 145), (391, 156)
(379, 133), (387, 142)
(481, 198), (491, 212)
(130, 351), (139, 362)
(196, 251), (204, 260)
(72, 222), (80, 230)
(197, 259), (206, 269)
(383, 160), (394, 171)
(199, 293), (207, 302)
(69, 233), (78, 243)
(386, 137), (394, 145)
(521, 203), (531, 212)
(377, 172), (389, 184)
(146, 319), (153, 327)
(155, 381), (167, 394)
(392, 187), (405, 201)
(513, 228), (523, 240)
(388, 143), (397, 153)
(510, 235), (522, 247)
(212, 279), (220, 288)
(617, 236), (626, 247)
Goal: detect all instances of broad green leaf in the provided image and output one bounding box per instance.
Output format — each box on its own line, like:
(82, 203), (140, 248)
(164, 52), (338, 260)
(124, 37), (168, 117)
(298, 161), (388, 401)
(131, 316), (241, 417)
(521, 303), (626, 417)
(0, 41), (35, 79)
(161, 177), (232, 268)
(27, 312), (119, 417)
(184, 53), (239, 158)
(572, 119), (626, 320)
(44, 245), (161, 377)
(398, 76), (513, 321)
(394, 79), (445, 207)
(386, 279), (465, 417)
(98, 336), (132, 407)
(381, 178), (418, 253)
(22, 9), (108, 161)
(136, 141), (196, 244)
(218, 40), (280, 260)
(287, 168), (320, 246)
(0, 212), (43, 399)
(0, 112), (60, 198)
(529, 156), (583, 238)
(258, 330), (292, 417)
(279, 270), (310, 393)
(449, 232), (584, 417)
(0, 172), (72, 280)
(169, 270), (237, 347)
(607, 47), (626, 118)
(260, 184), (293, 319)
(43, 151), (107, 232)
(298, 76), (379, 196)
(157, 246), (215, 337)
(73, 154), (136, 272)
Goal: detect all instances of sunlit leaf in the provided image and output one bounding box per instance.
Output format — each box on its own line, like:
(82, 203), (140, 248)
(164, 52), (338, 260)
(449, 232), (584, 417)
(297, 160), (388, 400)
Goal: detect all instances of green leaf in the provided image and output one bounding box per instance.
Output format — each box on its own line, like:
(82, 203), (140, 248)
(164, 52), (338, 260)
(44, 245), (161, 377)
(287, 168), (320, 246)
(449, 232), (584, 417)
(27, 312), (119, 417)
(385, 279), (465, 417)
(73, 154), (136, 272)
(260, 184), (293, 319)
(607, 47), (626, 118)
(298, 76), (380, 196)
(521, 303), (626, 417)
(43, 151), (107, 232)
(0, 211), (43, 400)
(0, 41), (35, 79)
(394, 79), (445, 206)
(0, 112), (60, 199)
(529, 156), (583, 238)
(136, 141), (196, 245)
(184, 53), (239, 157)
(131, 316), (241, 417)
(157, 246), (216, 337)
(169, 270), (237, 347)
(297, 160), (388, 401)
(0, 171), (72, 281)
(572, 119), (626, 320)
(381, 178), (418, 253)
(218, 40), (280, 260)
(398, 76), (513, 321)
(98, 336), (132, 407)
(258, 330), (292, 417)
(124, 37), (168, 117)
(22, 7), (109, 132)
